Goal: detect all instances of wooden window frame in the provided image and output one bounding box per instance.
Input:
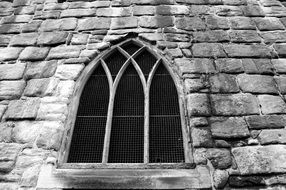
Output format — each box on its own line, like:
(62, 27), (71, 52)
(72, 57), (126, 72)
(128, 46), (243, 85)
(36, 39), (211, 190)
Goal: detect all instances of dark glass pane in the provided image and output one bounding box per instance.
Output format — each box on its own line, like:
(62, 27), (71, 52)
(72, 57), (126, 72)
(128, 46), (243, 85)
(108, 117), (144, 163)
(77, 64), (109, 116)
(135, 50), (157, 79)
(149, 64), (184, 163)
(67, 64), (109, 163)
(121, 42), (141, 56)
(149, 116), (185, 163)
(67, 117), (107, 163)
(108, 65), (144, 163)
(104, 49), (127, 79)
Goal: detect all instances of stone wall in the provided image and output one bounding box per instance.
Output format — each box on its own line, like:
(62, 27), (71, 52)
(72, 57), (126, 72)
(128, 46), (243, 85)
(1, 0), (286, 189)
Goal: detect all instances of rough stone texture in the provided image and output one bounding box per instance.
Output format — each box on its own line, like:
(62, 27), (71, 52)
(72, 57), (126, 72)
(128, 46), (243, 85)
(232, 145), (286, 174)
(77, 18), (111, 31)
(23, 78), (59, 97)
(37, 97), (68, 121)
(0, 63), (26, 80)
(47, 46), (81, 60)
(245, 115), (286, 129)
(209, 74), (239, 93)
(192, 43), (226, 58)
(210, 94), (260, 116)
(258, 95), (286, 114)
(0, 143), (22, 173)
(37, 31), (68, 45)
(139, 16), (173, 28)
(0, 122), (13, 143)
(213, 169), (229, 189)
(258, 129), (286, 145)
(191, 127), (214, 148)
(24, 60), (57, 79)
(4, 98), (40, 120)
(0, 105), (7, 120)
(187, 93), (210, 116)
(111, 17), (138, 29)
(210, 117), (250, 139)
(223, 44), (272, 58)
(175, 58), (216, 74)
(0, 47), (23, 61)
(55, 64), (84, 80)
(19, 47), (50, 61)
(0, 81), (26, 100)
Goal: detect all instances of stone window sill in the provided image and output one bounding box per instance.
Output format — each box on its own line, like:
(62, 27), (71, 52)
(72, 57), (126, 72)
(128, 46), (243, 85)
(36, 164), (212, 189)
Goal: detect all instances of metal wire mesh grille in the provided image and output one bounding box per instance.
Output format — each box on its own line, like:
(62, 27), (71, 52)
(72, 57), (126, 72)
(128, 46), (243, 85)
(149, 64), (185, 163)
(104, 49), (127, 79)
(135, 49), (157, 79)
(108, 65), (144, 163)
(121, 42), (141, 56)
(67, 64), (109, 163)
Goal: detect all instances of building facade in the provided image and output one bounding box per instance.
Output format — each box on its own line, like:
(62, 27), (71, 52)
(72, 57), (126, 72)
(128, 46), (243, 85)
(1, 0), (286, 189)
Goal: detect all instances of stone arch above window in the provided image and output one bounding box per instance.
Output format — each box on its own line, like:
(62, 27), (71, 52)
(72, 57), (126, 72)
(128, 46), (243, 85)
(61, 39), (191, 167)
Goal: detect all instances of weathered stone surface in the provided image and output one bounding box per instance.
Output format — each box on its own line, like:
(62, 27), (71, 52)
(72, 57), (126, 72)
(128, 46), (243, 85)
(232, 145), (286, 174)
(24, 78), (59, 97)
(0, 24), (23, 34)
(229, 16), (256, 29)
(19, 47), (50, 61)
(229, 30), (261, 43)
(260, 31), (286, 43)
(254, 17), (285, 31)
(47, 46), (81, 60)
(0, 183), (18, 190)
(9, 33), (38, 46)
(0, 81), (26, 100)
(37, 97), (68, 121)
(61, 9), (96, 18)
(193, 30), (230, 42)
(0, 34), (12, 46)
(20, 164), (42, 187)
(212, 5), (243, 16)
(40, 18), (77, 31)
(185, 78), (208, 93)
(243, 59), (274, 74)
(205, 15), (229, 29)
(229, 174), (286, 187)
(24, 60), (58, 79)
(209, 74), (239, 93)
(110, 17), (138, 29)
(133, 6), (155, 15)
(55, 64), (84, 80)
(139, 33), (164, 42)
(1, 15), (33, 24)
(258, 95), (286, 114)
(210, 117), (250, 139)
(189, 117), (208, 127)
(215, 59), (244, 73)
(37, 31), (68, 45)
(77, 18), (111, 31)
(213, 169), (229, 189)
(192, 43), (226, 58)
(55, 80), (75, 98)
(156, 5), (189, 15)
(5, 98), (40, 120)
(22, 20), (42, 33)
(258, 129), (286, 145)
(97, 7), (131, 17)
(210, 94), (259, 116)
(275, 76), (286, 94)
(165, 33), (190, 42)
(223, 44), (272, 58)
(0, 47), (23, 61)
(187, 93), (211, 116)
(0, 105), (7, 120)
(237, 74), (277, 94)
(71, 33), (89, 45)
(12, 121), (41, 145)
(139, 16), (173, 28)
(246, 115), (286, 129)
(175, 17), (206, 30)
(273, 43), (286, 57)
(0, 122), (13, 143)
(272, 59), (286, 73)
(0, 63), (26, 80)
(208, 148), (232, 169)
(191, 127), (214, 148)
(0, 143), (22, 173)
(175, 58), (216, 74)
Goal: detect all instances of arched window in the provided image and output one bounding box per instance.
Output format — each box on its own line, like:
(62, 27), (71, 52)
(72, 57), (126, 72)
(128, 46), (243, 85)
(65, 39), (189, 166)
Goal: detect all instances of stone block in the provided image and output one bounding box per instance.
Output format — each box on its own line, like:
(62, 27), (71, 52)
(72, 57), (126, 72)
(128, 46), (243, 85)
(0, 63), (26, 80)
(139, 33), (164, 42)
(1, 15), (33, 24)
(24, 60), (57, 79)
(275, 76), (286, 94)
(47, 46), (81, 60)
(40, 18), (77, 31)
(229, 30), (261, 43)
(258, 129), (286, 145)
(71, 33), (89, 45)
(205, 15), (229, 29)
(0, 122), (13, 143)
(55, 64), (84, 80)
(189, 117), (208, 127)
(229, 16), (256, 29)
(223, 44), (272, 58)
(187, 93), (210, 116)
(37, 31), (68, 45)
(191, 127), (214, 148)
(272, 59), (286, 73)
(254, 17), (285, 31)
(9, 33), (38, 46)
(156, 5), (189, 15)
(193, 43), (226, 58)
(165, 48), (183, 58)
(185, 78), (208, 92)
(77, 18), (111, 31)
(246, 115), (286, 129)
(5, 98), (40, 120)
(232, 145), (286, 174)
(55, 80), (75, 98)
(175, 58), (216, 74)
(0, 105), (7, 120)
(111, 17), (138, 29)
(210, 93), (259, 116)
(24, 78), (59, 97)
(20, 164), (42, 187)
(237, 74), (277, 94)
(22, 20), (42, 33)
(133, 6), (155, 15)
(139, 16), (173, 28)
(213, 169), (229, 189)
(189, 5), (211, 15)
(210, 117), (250, 139)
(260, 31), (286, 43)
(0, 81), (26, 100)
(0, 24), (22, 34)
(207, 148), (232, 169)
(242, 59), (274, 74)
(209, 74), (239, 93)
(61, 9), (96, 18)
(14, 6), (35, 15)
(0, 143), (22, 172)
(212, 5), (243, 16)
(165, 33), (190, 42)
(0, 47), (23, 61)
(19, 47), (50, 61)
(0, 183), (18, 190)
(193, 30), (230, 42)
(0, 34), (12, 46)
(258, 95), (286, 114)
(13, 0), (30, 7)
(215, 59), (244, 73)
(12, 121), (41, 145)
(243, 5), (265, 17)
(132, 0), (175, 4)
(274, 43), (286, 57)
(175, 17), (206, 31)
(90, 1), (111, 8)
(97, 7), (131, 17)
(37, 97), (68, 121)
